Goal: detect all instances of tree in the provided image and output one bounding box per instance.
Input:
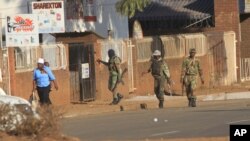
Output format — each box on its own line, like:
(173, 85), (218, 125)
(116, 0), (151, 18)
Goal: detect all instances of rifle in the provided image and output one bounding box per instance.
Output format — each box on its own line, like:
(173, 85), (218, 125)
(166, 80), (174, 96)
(182, 78), (186, 96)
(119, 68), (128, 85)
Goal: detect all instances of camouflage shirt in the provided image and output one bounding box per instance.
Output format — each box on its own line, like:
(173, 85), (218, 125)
(181, 57), (202, 79)
(150, 58), (171, 79)
(108, 56), (121, 74)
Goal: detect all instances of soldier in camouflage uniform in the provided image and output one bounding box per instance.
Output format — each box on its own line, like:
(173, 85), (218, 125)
(180, 48), (204, 107)
(147, 50), (172, 108)
(97, 49), (123, 105)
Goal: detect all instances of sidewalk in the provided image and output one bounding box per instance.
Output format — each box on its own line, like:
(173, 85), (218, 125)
(62, 90), (250, 118)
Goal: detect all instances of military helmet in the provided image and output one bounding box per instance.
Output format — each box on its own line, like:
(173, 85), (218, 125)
(152, 50), (161, 56)
(108, 49), (115, 58)
(189, 48), (196, 53)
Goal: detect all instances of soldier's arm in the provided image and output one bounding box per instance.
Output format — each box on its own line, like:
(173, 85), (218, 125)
(114, 57), (122, 80)
(97, 59), (109, 66)
(180, 59), (187, 83)
(197, 60), (204, 84)
(147, 57), (153, 73)
(141, 61), (152, 76)
(147, 63), (152, 73)
(163, 62), (171, 83)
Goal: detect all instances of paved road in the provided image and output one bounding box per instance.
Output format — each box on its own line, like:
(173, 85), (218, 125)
(62, 100), (250, 141)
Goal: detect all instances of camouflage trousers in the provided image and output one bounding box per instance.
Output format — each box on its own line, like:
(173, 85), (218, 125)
(108, 73), (119, 99)
(154, 76), (165, 101)
(184, 75), (198, 99)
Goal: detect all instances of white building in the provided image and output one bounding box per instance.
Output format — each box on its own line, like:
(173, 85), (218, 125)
(0, 0), (129, 44)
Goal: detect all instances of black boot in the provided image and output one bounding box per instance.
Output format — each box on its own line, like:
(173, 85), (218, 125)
(188, 98), (192, 107)
(191, 98), (196, 107)
(159, 100), (164, 109)
(110, 98), (118, 105)
(116, 93), (123, 104)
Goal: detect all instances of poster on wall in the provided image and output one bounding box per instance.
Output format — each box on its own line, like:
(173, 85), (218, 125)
(5, 14), (39, 47)
(32, 1), (65, 33)
(83, 0), (97, 22)
(81, 63), (90, 79)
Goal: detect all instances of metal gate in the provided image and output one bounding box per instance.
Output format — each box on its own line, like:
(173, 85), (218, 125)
(241, 58), (250, 81)
(206, 32), (237, 86)
(69, 43), (96, 102)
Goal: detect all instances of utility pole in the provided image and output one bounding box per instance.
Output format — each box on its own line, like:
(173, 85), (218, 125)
(0, 13), (11, 95)
(0, 13), (2, 48)
(0, 13), (2, 83)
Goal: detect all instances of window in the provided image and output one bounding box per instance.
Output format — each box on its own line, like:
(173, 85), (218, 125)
(14, 44), (67, 72)
(14, 47), (38, 71)
(42, 44), (67, 69)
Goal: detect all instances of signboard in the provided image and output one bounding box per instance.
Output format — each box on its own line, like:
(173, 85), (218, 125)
(83, 0), (97, 22)
(5, 14), (39, 47)
(32, 1), (65, 33)
(81, 63), (90, 79)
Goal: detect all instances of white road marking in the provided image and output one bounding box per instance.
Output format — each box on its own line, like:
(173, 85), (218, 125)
(150, 130), (180, 137)
(227, 119), (250, 124)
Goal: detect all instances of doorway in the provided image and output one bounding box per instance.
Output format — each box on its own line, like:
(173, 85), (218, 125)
(69, 43), (96, 102)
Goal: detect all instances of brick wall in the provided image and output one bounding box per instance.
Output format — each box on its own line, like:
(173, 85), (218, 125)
(240, 14), (250, 58)
(8, 46), (71, 105)
(207, 0), (241, 81)
(135, 0), (242, 82)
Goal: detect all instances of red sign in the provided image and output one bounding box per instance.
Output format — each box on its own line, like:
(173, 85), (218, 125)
(84, 0), (96, 22)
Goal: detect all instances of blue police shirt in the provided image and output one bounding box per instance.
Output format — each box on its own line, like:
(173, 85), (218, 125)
(33, 66), (56, 87)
